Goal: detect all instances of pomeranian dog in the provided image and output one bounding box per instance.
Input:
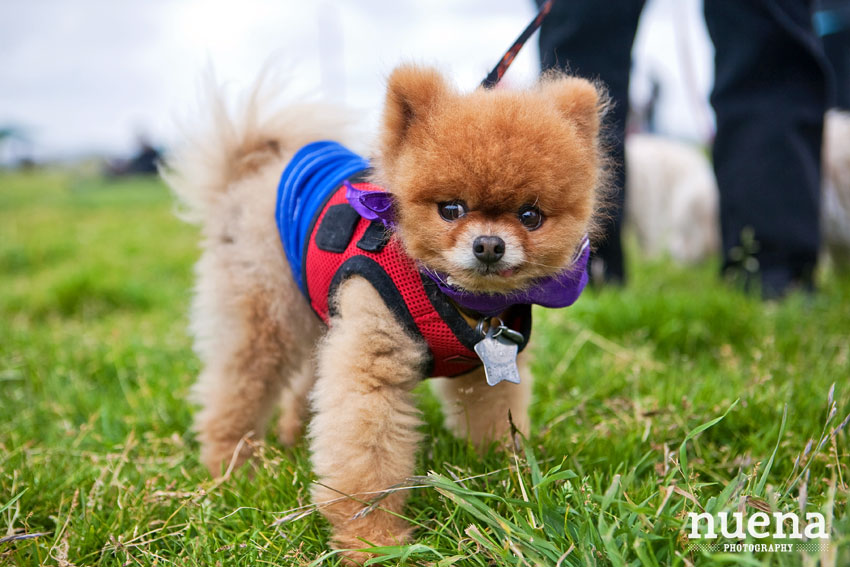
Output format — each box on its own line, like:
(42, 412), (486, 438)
(164, 64), (607, 561)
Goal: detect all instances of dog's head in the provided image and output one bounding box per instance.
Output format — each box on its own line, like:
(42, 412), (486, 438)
(374, 64), (607, 294)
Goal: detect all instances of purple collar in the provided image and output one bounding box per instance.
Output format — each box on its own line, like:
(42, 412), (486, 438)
(345, 182), (590, 317)
(421, 241), (589, 317)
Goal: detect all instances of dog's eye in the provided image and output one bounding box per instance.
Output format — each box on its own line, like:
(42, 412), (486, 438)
(438, 200), (468, 221)
(518, 205), (544, 230)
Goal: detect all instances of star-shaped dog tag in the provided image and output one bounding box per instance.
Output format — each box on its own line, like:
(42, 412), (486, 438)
(474, 325), (521, 386)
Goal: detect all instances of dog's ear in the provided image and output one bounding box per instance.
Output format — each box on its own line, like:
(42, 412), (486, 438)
(380, 65), (449, 161)
(541, 76), (605, 144)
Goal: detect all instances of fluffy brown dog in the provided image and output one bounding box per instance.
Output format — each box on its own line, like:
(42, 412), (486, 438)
(165, 64), (607, 562)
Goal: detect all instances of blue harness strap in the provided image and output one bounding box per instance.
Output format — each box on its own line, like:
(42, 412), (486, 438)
(275, 141), (369, 292)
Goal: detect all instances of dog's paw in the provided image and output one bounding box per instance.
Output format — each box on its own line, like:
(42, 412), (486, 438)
(334, 548), (373, 566)
(331, 525), (413, 566)
(276, 410), (304, 447)
(199, 437), (253, 477)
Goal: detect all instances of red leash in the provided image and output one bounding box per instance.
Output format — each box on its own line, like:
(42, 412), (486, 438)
(480, 0), (555, 89)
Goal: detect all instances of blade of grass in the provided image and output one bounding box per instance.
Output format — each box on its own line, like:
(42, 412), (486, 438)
(678, 399), (739, 482)
(755, 404), (787, 496)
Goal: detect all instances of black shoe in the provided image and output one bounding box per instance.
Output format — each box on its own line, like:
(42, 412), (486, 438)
(760, 265), (815, 300)
(724, 263), (815, 300)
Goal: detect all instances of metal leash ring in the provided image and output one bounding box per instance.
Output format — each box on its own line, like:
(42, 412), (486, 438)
(490, 318), (506, 339)
(475, 317), (505, 338)
(475, 317), (488, 338)
(476, 317), (505, 338)
(476, 317), (524, 344)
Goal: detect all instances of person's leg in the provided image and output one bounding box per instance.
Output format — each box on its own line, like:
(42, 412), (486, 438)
(814, 0), (850, 110)
(538, 0), (646, 283)
(704, 0), (829, 297)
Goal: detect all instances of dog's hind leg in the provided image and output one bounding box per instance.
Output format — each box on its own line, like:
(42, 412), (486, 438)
(277, 357), (315, 446)
(431, 354), (532, 449)
(189, 230), (320, 475)
(309, 277), (428, 563)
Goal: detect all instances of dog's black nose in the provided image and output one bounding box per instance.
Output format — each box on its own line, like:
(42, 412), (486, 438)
(473, 236), (505, 265)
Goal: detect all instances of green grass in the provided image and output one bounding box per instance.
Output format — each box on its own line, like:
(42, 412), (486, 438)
(1, 170), (847, 566)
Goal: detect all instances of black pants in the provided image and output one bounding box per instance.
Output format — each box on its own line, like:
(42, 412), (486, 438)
(816, 0), (850, 109)
(539, 0), (829, 290)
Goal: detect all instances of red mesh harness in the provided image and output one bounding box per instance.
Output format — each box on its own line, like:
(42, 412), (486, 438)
(302, 174), (531, 378)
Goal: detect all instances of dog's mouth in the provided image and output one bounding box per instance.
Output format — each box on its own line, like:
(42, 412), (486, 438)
(424, 244), (538, 293)
(441, 264), (532, 294)
(479, 265), (518, 278)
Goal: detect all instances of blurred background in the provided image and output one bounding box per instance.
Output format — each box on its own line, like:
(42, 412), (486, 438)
(2, 4), (849, 564)
(0, 0), (714, 168)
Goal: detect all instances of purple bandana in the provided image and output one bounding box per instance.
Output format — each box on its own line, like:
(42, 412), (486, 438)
(345, 183), (590, 317)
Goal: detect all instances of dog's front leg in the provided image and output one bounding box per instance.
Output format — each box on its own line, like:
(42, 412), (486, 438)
(309, 277), (427, 562)
(432, 353), (532, 449)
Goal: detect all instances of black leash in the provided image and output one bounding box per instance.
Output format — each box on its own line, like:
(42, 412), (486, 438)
(480, 0), (555, 89)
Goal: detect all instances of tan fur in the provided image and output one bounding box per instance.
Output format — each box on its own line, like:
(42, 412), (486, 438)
(431, 353), (532, 447)
(277, 357), (314, 446)
(309, 278), (426, 559)
(164, 64), (606, 563)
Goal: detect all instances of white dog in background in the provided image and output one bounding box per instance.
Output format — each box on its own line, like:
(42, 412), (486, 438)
(624, 133), (719, 264)
(624, 110), (850, 269)
(822, 110), (850, 267)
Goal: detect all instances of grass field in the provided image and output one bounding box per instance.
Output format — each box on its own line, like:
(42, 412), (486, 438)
(1, 170), (848, 566)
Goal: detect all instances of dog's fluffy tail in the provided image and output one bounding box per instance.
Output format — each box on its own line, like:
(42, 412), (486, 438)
(162, 70), (356, 223)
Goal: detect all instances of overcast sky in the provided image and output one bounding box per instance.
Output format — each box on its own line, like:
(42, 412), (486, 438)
(0, 0), (713, 164)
